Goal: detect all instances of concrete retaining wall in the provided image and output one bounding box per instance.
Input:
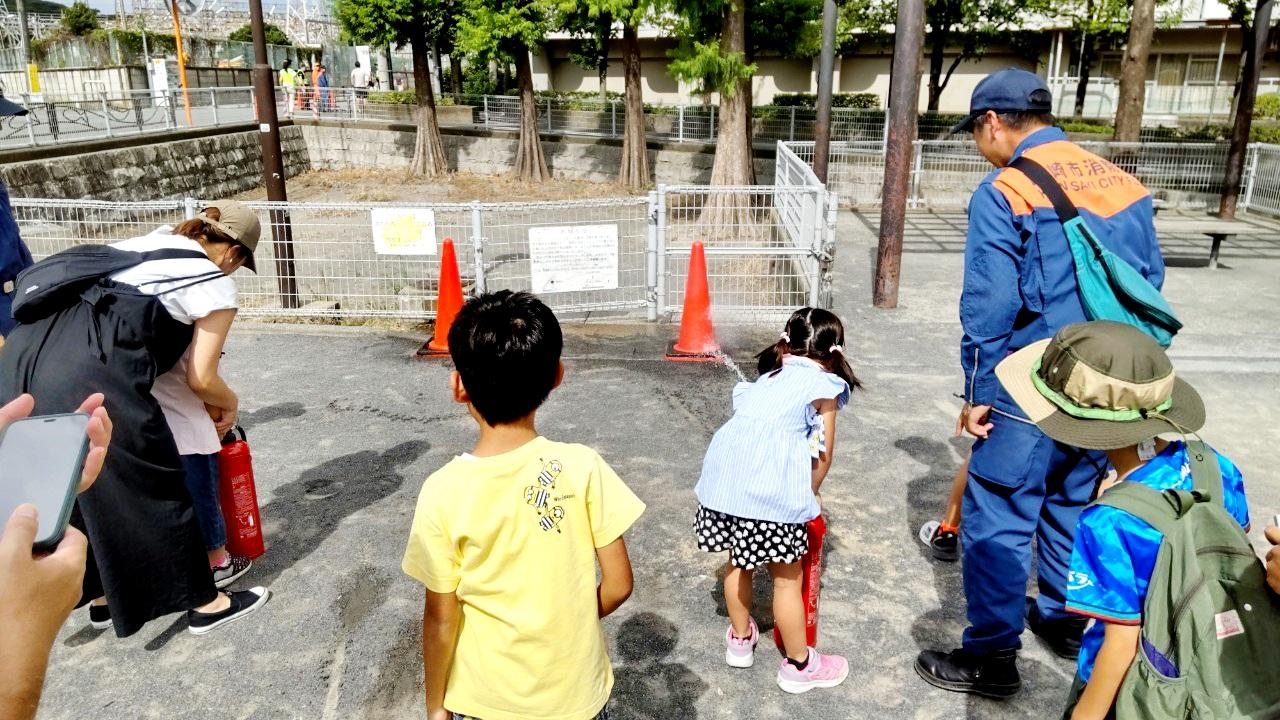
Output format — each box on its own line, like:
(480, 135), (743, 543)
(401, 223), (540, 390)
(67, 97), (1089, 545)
(0, 124), (311, 200)
(298, 121), (776, 186)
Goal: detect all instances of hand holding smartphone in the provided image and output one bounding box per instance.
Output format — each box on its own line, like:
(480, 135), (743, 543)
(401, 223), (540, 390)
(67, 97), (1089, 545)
(0, 393), (112, 551)
(0, 412), (91, 551)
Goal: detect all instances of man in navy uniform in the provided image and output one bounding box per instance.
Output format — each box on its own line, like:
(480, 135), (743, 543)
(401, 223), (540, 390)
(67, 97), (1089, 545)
(0, 92), (33, 347)
(914, 69), (1166, 698)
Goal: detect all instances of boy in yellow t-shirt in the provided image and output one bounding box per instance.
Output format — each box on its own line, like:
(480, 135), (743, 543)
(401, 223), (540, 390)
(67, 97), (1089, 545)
(403, 290), (645, 720)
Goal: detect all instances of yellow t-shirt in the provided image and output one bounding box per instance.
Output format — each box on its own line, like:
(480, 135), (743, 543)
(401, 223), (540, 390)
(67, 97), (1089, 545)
(402, 436), (645, 720)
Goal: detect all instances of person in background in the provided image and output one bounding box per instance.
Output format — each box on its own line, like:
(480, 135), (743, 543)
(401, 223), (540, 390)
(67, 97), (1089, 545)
(316, 64), (333, 113)
(0, 92), (33, 352)
(350, 60), (370, 116)
(279, 59), (297, 119)
(0, 392), (112, 720)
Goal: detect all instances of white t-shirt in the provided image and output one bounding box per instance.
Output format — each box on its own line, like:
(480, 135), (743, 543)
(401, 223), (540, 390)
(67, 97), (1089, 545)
(351, 67), (370, 89)
(111, 229), (238, 455)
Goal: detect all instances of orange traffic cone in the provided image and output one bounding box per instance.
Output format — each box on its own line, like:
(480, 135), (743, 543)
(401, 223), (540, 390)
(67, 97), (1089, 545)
(416, 238), (464, 358)
(666, 241), (721, 362)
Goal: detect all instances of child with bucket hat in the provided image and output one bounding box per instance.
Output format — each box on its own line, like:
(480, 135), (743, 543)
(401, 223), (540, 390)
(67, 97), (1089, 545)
(994, 320), (1272, 720)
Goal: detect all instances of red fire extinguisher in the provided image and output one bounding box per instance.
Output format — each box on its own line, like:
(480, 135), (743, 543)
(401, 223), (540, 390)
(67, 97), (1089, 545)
(218, 426), (265, 559)
(774, 514), (827, 650)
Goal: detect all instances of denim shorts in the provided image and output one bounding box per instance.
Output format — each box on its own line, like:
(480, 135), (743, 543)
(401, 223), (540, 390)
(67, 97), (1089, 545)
(180, 453), (226, 551)
(453, 708), (608, 720)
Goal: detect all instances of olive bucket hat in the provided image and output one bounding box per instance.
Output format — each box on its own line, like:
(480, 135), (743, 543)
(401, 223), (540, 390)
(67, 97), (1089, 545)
(197, 200), (261, 273)
(995, 321), (1204, 450)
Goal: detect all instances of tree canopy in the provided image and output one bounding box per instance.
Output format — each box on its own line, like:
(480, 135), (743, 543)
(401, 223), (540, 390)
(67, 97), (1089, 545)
(60, 1), (99, 36)
(229, 22), (292, 46)
(666, 0), (821, 96)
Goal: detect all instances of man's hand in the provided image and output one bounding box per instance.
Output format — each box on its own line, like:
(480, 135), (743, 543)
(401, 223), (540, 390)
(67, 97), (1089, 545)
(1265, 526), (1280, 595)
(957, 403), (995, 439)
(1, 394), (112, 494)
(0, 505), (90, 720)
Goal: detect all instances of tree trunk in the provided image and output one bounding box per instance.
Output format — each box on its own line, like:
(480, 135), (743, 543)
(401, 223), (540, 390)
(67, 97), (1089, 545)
(1219, 0), (1273, 217)
(433, 42), (446, 97)
(597, 12), (611, 102)
(514, 49), (551, 181)
(1073, 33), (1093, 118)
(1113, 0), (1155, 142)
(708, 1), (753, 187)
(450, 53), (463, 94)
(618, 24), (649, 189)
(409, 31), (447, 178)
(926, 20), (948, 113)
(384, 45), (395, 91)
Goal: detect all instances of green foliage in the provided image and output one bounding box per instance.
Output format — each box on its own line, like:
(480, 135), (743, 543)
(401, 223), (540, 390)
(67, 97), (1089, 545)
(27, 0), (68, 13)
(456, 0), (552, 63)
(368, 90), (456, 104)
(667, 39), (756, 97)
(1058, 120), (1114, 134)
(771, 92), (880, 109)
(229, 22), (292, 46)
(1252, 124), (1280, 144)
(335, 0), (457, 50)
(1256, 94), (1280, 120)
(60, 1), (99, 36)
(462, 61), (495, 94)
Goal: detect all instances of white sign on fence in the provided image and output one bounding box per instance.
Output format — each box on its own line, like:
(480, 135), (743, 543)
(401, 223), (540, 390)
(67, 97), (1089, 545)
(371, 208), (437, 255)
(528, 224), (619, 294)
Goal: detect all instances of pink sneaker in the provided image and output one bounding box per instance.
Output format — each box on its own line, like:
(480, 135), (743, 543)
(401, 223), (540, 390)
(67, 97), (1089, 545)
(776, 648), (850, 693)
(725, 618), (759, 668)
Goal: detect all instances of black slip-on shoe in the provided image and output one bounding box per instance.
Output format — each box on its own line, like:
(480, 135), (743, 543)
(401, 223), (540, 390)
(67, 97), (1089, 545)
(914, 647), (1021, 699)
(212, 555), (253, 589)
(188, 587), (270, 636)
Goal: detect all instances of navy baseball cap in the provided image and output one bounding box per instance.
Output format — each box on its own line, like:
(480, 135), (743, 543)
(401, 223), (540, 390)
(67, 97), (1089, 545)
(950, 68), (1052, 134)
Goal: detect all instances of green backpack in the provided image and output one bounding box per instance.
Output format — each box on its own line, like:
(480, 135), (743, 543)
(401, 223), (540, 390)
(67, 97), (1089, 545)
(1066, 442), (1280, 719)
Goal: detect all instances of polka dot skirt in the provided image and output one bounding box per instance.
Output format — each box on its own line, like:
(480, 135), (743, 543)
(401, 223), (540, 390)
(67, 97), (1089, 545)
(694, 506), (809, 570)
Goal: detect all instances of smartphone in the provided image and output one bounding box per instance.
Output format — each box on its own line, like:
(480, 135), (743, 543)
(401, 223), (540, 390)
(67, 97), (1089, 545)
(0, 412), (90, 551)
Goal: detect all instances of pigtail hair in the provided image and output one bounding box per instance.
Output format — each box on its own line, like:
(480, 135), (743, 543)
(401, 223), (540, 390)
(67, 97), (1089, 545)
(755, 337), (790, 377)
(827, 346), (863, 390)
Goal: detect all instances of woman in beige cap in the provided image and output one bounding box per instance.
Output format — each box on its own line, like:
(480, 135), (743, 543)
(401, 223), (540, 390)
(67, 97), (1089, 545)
(0, 200), (271, 638)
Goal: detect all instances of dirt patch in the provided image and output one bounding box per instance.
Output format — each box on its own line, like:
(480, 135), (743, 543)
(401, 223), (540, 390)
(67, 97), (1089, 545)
(235, 168), (642, 205)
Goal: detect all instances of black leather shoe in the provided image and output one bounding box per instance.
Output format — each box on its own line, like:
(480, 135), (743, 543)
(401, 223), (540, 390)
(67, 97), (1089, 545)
(1025, 596), (1088, 660)
(914, 647), (1021, 698)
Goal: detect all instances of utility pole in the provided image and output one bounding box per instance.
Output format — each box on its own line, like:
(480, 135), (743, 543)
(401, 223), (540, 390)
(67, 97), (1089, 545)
(249, 0), (300, 308)
(812, 0), (837, 184)
(1219, 0), (1273, 218)
(168, 0), (193, 126)
(15, 0), (31, 94)
(874, 0), (926, 308)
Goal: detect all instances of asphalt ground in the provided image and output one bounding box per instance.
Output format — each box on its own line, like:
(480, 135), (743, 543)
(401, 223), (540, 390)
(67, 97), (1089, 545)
(35, 209), (1280, 720)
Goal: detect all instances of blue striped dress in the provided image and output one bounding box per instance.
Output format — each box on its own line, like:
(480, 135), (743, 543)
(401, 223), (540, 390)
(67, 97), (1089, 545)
(695, 356), (851, 524)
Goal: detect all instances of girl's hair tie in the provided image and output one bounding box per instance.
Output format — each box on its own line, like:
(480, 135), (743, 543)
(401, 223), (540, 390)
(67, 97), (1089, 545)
(780, 332), (791, 343)
(829, 344), (843, 354)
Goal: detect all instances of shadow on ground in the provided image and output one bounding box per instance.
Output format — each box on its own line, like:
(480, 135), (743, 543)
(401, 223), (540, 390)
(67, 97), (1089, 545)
(611, 612), (708, 719)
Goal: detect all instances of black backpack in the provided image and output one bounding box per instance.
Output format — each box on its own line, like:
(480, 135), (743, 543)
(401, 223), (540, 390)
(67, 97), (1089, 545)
(11, 245), (221, 323)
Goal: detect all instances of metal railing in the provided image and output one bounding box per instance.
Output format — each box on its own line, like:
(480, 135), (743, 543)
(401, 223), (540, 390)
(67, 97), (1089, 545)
(1046, 77), (1280, 120)
(12, 187), (835, 324)
(0, 86), (259, 148)
(784, 140), (1275, 214)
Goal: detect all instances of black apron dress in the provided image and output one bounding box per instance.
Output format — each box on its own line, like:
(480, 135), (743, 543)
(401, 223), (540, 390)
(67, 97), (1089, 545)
(0, 278), (218, 637)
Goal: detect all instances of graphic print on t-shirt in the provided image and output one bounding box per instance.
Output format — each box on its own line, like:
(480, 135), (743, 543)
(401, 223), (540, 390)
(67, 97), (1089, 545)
(524, 458), (566, 533)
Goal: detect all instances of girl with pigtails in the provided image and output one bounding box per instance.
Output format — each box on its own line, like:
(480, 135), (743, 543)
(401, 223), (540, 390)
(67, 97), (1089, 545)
(693, 307), (861, 694)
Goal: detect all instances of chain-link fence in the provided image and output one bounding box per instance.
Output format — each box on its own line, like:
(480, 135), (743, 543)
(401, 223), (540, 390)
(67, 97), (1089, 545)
(12, 188), (833, 325)
(783, 140), (1276, 214)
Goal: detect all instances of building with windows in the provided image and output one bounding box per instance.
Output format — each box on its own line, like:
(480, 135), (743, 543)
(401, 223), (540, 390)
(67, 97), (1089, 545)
(532, 3), (1279, 122)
